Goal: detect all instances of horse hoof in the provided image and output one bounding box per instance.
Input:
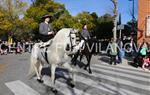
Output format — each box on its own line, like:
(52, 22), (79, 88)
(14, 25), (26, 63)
(84, 67), (87, 70)
(89, 71), (92, 74)
(68, 82), (75, 88)
(37, 79), (44, 83)
(74, 63), (77, 66)
(67, 80), (75, 88)
(51, 88), (57, 93)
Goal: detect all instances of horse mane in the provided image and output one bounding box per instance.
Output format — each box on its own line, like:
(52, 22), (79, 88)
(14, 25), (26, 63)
(52, 28), (72, 43)
(47, 28), (73, 53)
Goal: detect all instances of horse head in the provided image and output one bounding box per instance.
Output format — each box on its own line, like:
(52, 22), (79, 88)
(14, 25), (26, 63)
(49, 28), (78, 55)
(65, 29), (79, 55)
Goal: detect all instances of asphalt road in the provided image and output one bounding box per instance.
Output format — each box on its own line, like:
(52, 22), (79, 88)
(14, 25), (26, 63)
(0, 53), (150, 95)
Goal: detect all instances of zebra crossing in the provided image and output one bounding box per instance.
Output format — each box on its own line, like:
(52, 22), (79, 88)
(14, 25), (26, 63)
(5, 62), (150, 95)
(5, 80), (41, 95)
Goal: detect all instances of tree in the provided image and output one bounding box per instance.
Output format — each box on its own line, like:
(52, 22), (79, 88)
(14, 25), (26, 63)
(0, 0), (27, 40)
(24, 0), (70, 40)
(52, 14), (75, 31)
(0, 0), (27, 23)
(110, 0), (118, 41)
(0, 8), (13, 35)
(75, 11), (96, 31)
(95, 14), (114, 39)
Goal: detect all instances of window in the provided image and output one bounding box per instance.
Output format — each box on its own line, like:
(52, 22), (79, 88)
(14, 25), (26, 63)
(146, 16), (150, 36)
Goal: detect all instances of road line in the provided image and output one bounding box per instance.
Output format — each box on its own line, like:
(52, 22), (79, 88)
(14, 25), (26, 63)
(99, 82), (141, 95)
(75, 74), (141, 95)
(42, 76), (91, 95)
(91, 65), (150, 82)
(76, 69), (150, 91)
(92, 63), (150, 77)
(5, 80), (41, 95)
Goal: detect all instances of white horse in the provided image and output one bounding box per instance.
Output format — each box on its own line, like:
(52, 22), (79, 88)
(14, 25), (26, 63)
(28, 28), (78, 92)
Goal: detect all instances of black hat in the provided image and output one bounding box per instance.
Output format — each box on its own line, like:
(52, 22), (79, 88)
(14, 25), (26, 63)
(41, 14), (51, 19)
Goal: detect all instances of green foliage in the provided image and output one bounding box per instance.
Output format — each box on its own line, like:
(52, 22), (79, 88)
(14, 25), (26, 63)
(24, 0), (68, 40)
(95, 14), (114, 39)
(23, 1), (115, 40)
(0, 8), (12, 36)
(51, 12), (75, 31)
(0, 0), (134, 41)
(75, 11), (96, 31)
(0, 0), (27, 40)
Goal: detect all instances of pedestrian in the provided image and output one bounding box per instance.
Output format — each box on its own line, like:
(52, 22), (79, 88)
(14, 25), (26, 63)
(110, 38), (118, 65)
(117, 38), (124, 63)
(139, 39), (149, 57)
(142, 55), (150, 71)
(138, 39), (149, 67)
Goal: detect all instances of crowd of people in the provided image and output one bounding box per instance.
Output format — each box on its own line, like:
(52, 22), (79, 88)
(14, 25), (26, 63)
(108, 37), (150, 71)
(0, 40), (33, 55)
(133, 39), (150, 71)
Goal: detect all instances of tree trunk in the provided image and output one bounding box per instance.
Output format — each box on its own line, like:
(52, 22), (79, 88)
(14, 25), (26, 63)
(111, 0), (118, 42)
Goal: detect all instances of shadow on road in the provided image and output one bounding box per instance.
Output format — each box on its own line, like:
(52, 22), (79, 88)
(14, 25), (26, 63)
(72, 60), (86, 68)
(98, 56), (110, 64)
(41, 66), (77, 95)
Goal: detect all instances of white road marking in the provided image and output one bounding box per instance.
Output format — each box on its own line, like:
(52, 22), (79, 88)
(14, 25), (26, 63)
(5, 80), (41, 95)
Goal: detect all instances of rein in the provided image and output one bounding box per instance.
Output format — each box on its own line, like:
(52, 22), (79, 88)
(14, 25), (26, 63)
(69, 30), (76, 51)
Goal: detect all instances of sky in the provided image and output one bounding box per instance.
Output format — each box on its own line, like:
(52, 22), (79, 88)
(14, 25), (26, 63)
(24, 0), (138, 24)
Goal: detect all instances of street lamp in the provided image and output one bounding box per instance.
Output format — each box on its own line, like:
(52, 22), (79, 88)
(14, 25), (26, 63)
(129, 0), (136, 33)
(129, 0), (135, 21)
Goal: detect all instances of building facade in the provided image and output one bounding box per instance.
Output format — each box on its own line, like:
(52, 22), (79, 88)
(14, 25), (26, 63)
(138, 0), (150, 45)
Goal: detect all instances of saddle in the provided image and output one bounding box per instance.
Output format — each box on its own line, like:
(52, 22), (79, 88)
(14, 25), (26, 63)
(39, 40), (52, 48)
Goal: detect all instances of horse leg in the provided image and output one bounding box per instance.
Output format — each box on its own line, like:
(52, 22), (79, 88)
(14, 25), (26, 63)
(72, 51), (79, 66)
(87, 55), (92, 74)
(33, 61), (42, 83)
(51, 64), (57, 93)
(63, 62), (75, 88)
(84, 55), (88, 70)
(79, 54), (83, 62)
(84, 55), (92, 74)
(37, 62), (44, 83)
(34, 61), (44, 83)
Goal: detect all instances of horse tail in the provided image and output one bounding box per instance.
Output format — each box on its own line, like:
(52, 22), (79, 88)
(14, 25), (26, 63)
(27, 44), (39, 79)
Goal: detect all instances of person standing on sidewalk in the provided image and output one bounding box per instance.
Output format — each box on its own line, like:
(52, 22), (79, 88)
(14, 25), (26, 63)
(110, 38), (118, 65)
(117, 38), (124, 64)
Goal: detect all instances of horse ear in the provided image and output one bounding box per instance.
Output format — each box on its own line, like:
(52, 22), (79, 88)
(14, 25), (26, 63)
(76, 29), (79, 33)
(65, 44), (70, 51)
(73, 29), (79, 33)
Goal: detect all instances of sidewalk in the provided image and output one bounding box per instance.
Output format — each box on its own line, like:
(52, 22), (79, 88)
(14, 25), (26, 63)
(94, 54), (150, 72)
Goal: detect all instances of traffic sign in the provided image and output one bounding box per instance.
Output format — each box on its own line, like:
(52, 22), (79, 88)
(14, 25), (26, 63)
(117, 24), (124, 30)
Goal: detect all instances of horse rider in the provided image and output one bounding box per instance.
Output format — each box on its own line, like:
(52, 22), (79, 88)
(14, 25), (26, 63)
(39, 14), (54, 48)
(75, 24), (91, 50)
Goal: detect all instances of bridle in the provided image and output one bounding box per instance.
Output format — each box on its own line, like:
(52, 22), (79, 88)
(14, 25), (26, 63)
(68, 29), (77, 51)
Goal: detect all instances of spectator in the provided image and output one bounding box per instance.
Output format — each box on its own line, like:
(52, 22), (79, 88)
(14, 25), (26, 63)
(117, 38), (124, 63)
(110, 38), (118, 65)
